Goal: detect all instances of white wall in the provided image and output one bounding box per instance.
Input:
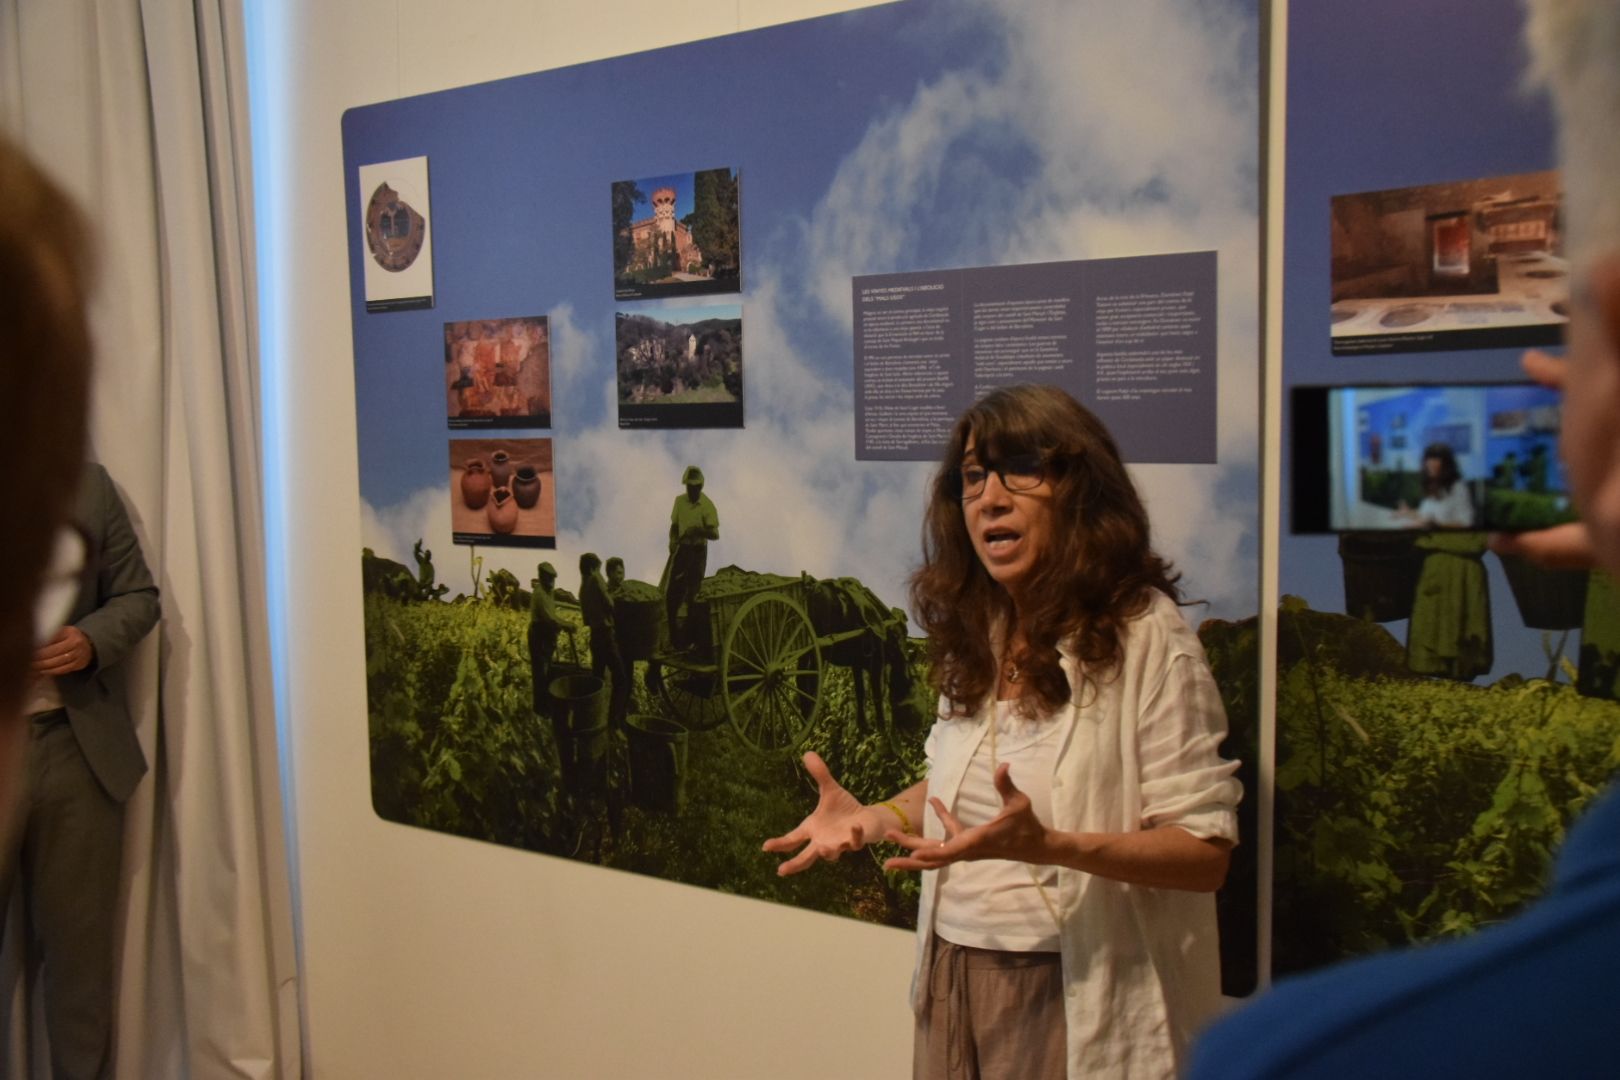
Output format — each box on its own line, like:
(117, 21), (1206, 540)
(253, 3), (913, 1078)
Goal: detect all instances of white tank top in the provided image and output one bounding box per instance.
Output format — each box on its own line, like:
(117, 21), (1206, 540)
(933, 698), (1062, 952)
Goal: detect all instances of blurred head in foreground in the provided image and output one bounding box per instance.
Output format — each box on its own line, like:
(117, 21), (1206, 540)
(0, 134), (93, 830)
(1525, 0), (1620, 576)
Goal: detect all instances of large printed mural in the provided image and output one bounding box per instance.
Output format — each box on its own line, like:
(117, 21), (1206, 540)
(344, 0), (1262, 991)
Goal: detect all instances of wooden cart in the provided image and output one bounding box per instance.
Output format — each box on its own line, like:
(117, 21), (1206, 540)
(621, 569), (867, 755)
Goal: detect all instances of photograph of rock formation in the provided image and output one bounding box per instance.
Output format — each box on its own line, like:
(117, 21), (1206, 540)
(615, 305), (743, 429)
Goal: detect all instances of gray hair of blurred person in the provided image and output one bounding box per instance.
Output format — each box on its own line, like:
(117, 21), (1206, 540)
(0, 134), (93, 813)
(1525, 0), (1620, 578)
(1524, 0), (1620, 267)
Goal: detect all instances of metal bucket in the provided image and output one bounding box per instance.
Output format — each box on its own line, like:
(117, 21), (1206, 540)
(549, 673), (608, 732)
(1499, 554), (1589, 631)
(624, 713), (688, 812)
(549, 674), (610, 796)
(1339, 533), (1423, 623)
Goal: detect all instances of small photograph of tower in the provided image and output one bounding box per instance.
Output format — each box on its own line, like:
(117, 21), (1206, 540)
(611, 166), (741, 301)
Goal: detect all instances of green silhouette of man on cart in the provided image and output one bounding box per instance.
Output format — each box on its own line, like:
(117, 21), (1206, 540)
(664, 465), (718, 649)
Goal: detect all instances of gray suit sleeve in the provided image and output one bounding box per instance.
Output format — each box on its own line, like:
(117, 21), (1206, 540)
(75, 464), (160, 673)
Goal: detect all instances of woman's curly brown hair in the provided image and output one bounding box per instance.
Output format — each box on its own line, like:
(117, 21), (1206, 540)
(909, 384), (1182, 716)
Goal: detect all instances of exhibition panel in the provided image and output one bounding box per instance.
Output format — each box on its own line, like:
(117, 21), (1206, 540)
(340, 0), (1262, 995)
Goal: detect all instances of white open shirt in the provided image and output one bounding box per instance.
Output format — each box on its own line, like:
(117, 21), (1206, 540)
(911, 591), (1242, 1080)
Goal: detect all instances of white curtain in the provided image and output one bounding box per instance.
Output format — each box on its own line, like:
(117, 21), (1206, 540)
(0, 1), (299, 1077)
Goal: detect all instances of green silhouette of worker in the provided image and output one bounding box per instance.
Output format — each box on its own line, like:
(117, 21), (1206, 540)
(666, 465), (718, 649)
(412, 539), (448, 601)
(580, 552), (629, 731)
(528, 561), (565, 717)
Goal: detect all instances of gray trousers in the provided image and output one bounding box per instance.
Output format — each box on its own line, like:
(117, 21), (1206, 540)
(1, 713), (123, 1080)
(914, 935), (1067, 1080)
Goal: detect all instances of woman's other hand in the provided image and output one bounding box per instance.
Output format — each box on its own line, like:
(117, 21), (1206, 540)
(882, 764), (1051, 871)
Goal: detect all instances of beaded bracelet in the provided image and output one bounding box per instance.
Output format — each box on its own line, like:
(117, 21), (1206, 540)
(877, 800), (912, 836)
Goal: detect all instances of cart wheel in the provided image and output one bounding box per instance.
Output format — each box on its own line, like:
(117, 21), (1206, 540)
(722, 592), (823, 754)
(654, 662), (726, 732)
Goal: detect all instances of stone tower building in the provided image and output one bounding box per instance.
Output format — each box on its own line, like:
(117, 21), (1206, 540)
(628, 185), (705, 275)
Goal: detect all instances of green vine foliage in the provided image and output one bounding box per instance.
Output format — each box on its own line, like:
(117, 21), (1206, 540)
(365, 569), (934, 928)
(1270, 599), (1620, 975)
(800, 654), (933, 923)
(366, 592), (568, 852)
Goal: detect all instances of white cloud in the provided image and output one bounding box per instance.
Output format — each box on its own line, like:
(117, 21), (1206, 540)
(802, 68), (1013, 333)
(547, 301), (615, 427)
(552, 411), (928, 613)
(1134, 465), (1257, 615)
(360, 485), (466, 592)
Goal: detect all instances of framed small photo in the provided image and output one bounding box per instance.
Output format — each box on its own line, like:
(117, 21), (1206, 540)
(444, 316), (552, 428)
(612, 167), (740, 301)
(1329, 170), (1565, 354)
(449, 437), (556, 548)
(616, 304), (743, 430)
(359, 156), (435, 312)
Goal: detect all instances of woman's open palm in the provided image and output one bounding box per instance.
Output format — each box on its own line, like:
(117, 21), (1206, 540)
(762, 752), (871, 876)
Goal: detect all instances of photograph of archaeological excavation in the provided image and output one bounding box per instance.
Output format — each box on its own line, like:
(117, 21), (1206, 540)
(443, 316), (552, 428)
(1329, 170), (1565, 354)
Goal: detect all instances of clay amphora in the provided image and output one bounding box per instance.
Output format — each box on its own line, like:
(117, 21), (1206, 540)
(491, 450), (513, 487)
(461, 459), (492, 509)
(513, 465), (542, 509)
(489, 487), (518, 534)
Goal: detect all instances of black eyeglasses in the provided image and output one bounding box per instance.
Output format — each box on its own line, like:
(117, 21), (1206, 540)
(953, 451), (1057, 501)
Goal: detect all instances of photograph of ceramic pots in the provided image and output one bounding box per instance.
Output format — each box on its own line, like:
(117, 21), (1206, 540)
(491, 449), (513, 487)
(488, 486), (518, 534)
(512, 464), (541, 509)
(461, 458), (492, 509)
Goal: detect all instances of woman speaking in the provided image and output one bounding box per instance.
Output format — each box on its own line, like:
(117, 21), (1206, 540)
(764, 385), (1242, 1079)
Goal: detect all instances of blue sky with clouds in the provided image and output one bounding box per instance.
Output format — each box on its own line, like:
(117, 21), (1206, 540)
(345, 0), (1261, 620)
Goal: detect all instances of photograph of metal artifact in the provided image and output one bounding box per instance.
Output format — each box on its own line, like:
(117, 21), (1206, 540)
(358, 155), (434, 312)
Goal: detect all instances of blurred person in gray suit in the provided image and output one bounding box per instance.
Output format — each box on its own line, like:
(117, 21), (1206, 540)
(5, 465), (158, 1079)
(0, 134), (157, 1079)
